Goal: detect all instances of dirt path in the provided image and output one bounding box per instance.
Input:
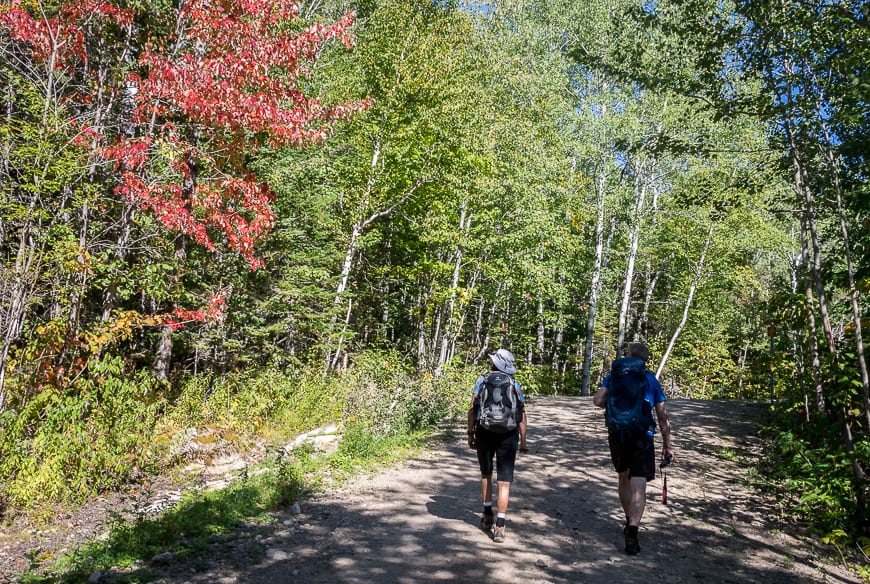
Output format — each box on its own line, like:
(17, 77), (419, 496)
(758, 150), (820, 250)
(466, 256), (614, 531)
(2, 398), (863, 583)
(146, 397), (859, 583)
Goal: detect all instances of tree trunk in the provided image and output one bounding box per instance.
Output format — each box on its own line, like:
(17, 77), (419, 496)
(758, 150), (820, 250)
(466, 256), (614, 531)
(0, 189), (41, 409)
(436, 201), (470, 375)
(101, 202), (136, 320)
(820, 123), (870, 432)
(417, 287), (429, 366)
(784, 119), (835, 354)
(479, 279), (506, 359)
(323, 142), (428, 374)
(324, 222), (362, 375)
(153, 141), (197, 382)
(800, 215), (827, 414)
(536, 297), (545, 364)
(616, 165), (649, 354)
(328, 298), (354, 373)
(636, 256), (669, 342)
(450, 261), (482, 366)
(581, 155), (609, 396)
(657, 224), (713, 378)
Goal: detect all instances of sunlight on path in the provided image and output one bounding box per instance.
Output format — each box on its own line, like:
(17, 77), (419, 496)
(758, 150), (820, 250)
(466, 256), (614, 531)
(158, 398), (859, 584)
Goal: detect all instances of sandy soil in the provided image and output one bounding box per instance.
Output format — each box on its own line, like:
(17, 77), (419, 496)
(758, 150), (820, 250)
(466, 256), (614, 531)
(0, 397), (863, 583)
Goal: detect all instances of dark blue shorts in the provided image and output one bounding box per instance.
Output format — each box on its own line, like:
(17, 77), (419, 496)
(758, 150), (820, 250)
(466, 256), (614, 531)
(608, 430), (655, 481)
(475, 428), (519, 483)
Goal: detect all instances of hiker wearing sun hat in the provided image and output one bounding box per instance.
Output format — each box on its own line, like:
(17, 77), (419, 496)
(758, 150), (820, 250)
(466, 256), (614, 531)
(488, 348), (518, 374)
(467, 348), (528, 543)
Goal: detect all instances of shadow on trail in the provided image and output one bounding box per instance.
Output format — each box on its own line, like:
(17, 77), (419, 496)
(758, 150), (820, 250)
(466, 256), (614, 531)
(143, 398), (854, 583)
(242, 399), (846, 583)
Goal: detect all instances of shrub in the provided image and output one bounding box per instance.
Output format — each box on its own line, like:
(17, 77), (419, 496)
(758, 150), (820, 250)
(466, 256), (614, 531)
(0, 356), (163, 509)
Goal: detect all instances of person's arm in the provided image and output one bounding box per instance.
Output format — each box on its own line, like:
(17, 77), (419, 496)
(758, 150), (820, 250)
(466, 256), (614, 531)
(655, 401), (675, 463)
(518, 410), (528, 453)
(468, 377), (482, 449)
(512, 380), (528, 453)
(592, 386), (607, 408)
(467, 398), (477, 449)
(593, 373), (610, 408)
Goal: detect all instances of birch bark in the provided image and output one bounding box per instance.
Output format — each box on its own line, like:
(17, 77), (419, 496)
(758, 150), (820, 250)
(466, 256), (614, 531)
(581, 155), (609, 396)
(656, 224), (713, 378)
(615, 164), (650, 354)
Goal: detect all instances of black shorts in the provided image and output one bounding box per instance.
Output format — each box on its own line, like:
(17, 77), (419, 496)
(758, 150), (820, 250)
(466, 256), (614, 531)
(475, 428), (519, 483)
(608, 430), (655, 481)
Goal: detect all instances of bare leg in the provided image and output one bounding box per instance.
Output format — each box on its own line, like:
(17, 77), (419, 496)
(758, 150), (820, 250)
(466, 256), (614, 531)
(496, 481), (511, 515)
(619, 473), (647, 527)
(629, 476), (647, 526)
(481, 474), (493, 505)
(617, 470), (632, 521)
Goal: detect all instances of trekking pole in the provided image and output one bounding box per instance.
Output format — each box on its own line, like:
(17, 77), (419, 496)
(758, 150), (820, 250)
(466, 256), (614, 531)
(660, 453), (673, 505)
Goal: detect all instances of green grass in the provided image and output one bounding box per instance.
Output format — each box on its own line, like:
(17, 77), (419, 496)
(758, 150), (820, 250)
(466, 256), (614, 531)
(20, 426), (431, 583)
(5, 350), (468, 582)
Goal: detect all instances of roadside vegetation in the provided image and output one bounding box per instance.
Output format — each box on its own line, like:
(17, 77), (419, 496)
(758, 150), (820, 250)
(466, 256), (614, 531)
(10, 350), (470, 582)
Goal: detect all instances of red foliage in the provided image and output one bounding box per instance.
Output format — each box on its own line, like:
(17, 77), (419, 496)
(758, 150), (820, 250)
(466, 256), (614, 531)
(3, 0), (368, 270)
(2, 0), (368, 356)
(105, 0), (369, 269)
(163, 290), (229, 331)
(1, 0), (133, 71)
(135, 1), (360, 145)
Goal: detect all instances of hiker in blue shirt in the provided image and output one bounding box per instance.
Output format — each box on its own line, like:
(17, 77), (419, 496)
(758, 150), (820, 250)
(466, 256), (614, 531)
(593, 342), (675, 555)
(467, 348), (528, 543)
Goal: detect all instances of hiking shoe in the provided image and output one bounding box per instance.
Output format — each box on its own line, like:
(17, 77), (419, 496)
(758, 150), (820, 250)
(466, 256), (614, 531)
(624, 534), (640, 555)
(493, 525), (506, 543)
(480, 513), (494, 530)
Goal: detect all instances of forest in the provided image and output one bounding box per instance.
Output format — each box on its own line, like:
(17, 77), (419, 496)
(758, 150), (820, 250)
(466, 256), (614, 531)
(1, 0), (868, 557)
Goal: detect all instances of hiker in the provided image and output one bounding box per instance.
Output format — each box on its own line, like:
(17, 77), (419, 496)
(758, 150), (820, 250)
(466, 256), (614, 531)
(593, 342), (674, 555)
(467, 348), (528, 543)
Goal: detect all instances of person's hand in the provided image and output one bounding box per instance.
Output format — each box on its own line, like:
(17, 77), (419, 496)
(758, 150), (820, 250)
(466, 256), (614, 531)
(519, 439), (528, 453)
(467, 431), (476, 449)
(661, 448), (675, 466)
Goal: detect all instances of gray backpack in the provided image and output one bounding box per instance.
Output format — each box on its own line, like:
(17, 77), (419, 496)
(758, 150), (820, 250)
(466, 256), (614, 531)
(477, 371), (518, 433)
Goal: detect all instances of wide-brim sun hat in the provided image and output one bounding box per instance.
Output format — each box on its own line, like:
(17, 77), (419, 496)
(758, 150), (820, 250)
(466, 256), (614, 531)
(489, 348), (517, 375)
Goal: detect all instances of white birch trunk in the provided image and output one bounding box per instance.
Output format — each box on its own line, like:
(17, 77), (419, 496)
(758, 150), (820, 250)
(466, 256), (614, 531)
(450, 262), (481, 365)
(616, 167), (649, 354)
(536, 297), (545, 362)
(790, 139), (835, 354)
(656, 224), (713, 378)
(800, 216), (827, 413)
(581, 156), (609, 396)
(436, 202), (469, 375)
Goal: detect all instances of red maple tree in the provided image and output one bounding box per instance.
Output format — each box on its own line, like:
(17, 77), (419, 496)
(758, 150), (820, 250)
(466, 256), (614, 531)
(4, 0), (365, 273)
(1, 0), (367, 391)
(3, 0), (367, 327)
(110, 0), (368, 271)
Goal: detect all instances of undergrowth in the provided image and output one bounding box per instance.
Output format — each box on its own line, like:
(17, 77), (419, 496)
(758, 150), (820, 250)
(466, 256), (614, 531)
(0, 356), (166, 512)
(3, 349), (469, 582)
(759, 397), (870, 576)
(23, 434), (423, 583)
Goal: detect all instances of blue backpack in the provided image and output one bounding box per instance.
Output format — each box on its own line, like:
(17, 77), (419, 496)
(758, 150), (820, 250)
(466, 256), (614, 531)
(605, 357), (654, 434)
